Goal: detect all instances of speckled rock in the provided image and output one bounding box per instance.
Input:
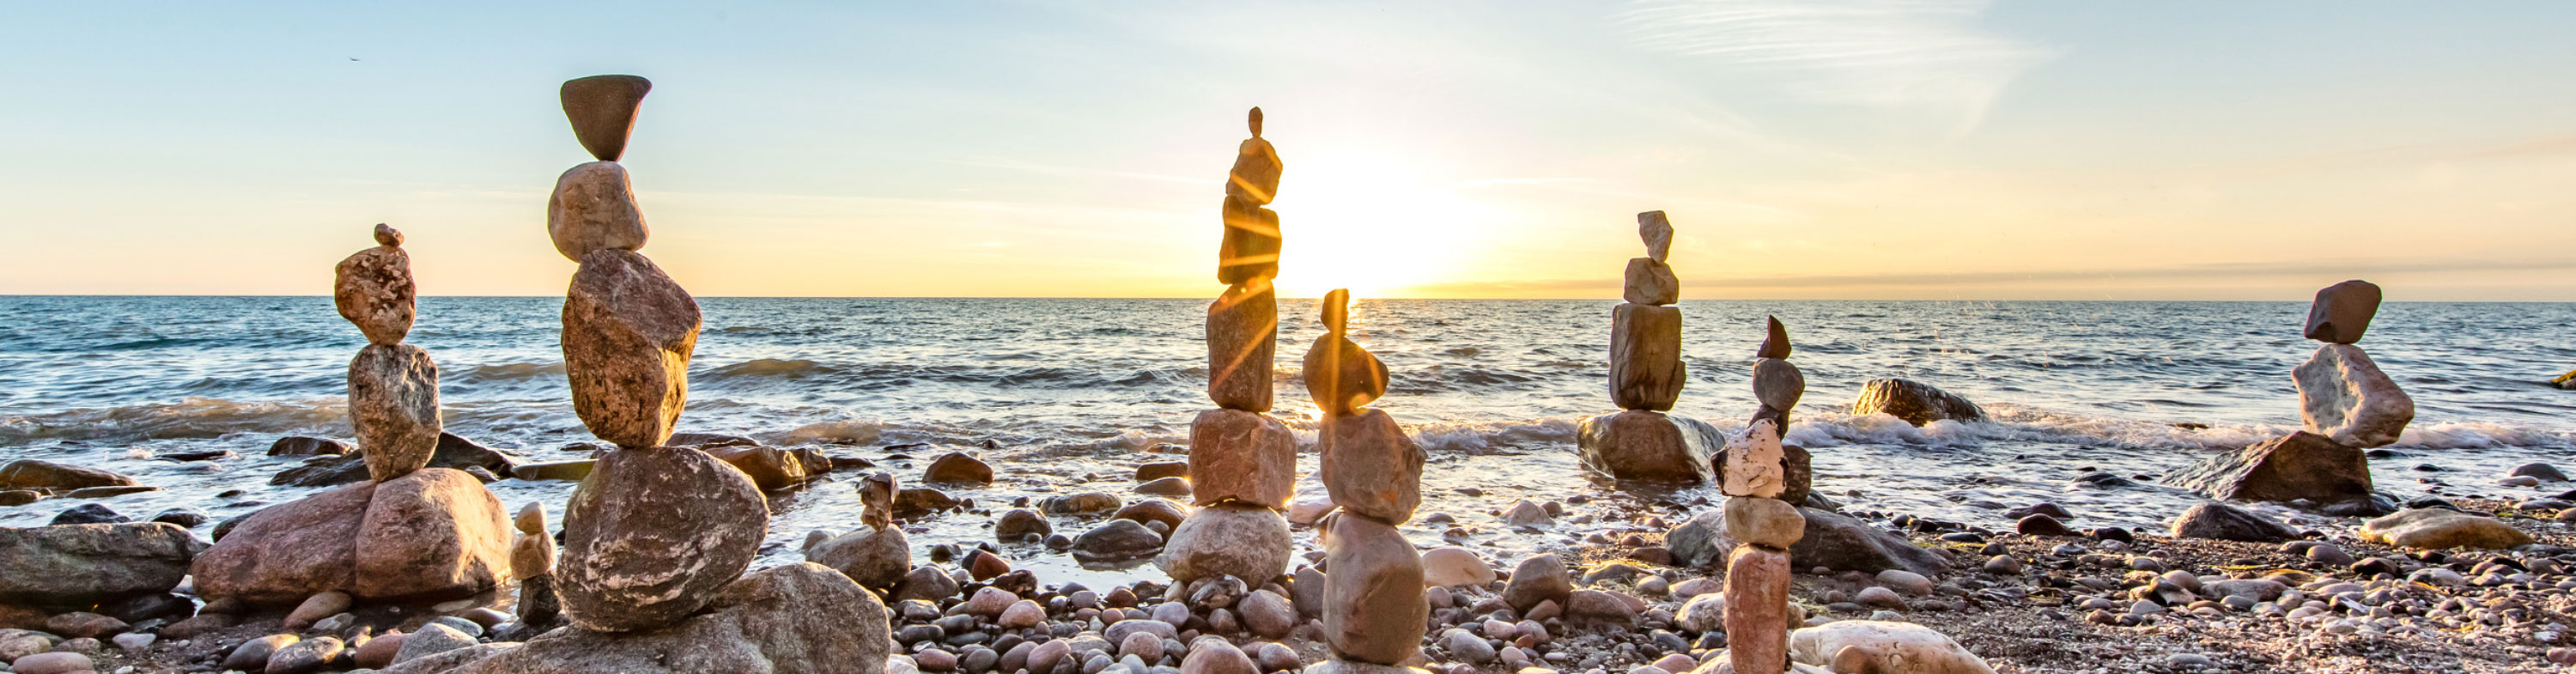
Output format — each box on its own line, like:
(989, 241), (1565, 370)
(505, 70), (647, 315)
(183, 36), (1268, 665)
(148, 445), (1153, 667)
(559, 446), (768, 632)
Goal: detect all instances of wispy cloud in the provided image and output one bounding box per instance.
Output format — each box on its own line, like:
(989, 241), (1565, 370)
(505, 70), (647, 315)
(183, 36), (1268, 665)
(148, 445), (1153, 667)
(1614, 0), (2054, 135)
(1403, 258), (2576, 295)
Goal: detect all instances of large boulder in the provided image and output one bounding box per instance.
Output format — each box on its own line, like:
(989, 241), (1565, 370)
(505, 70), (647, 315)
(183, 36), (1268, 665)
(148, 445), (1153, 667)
(2359, 509), (2534, 550)
(1789, 621), (1996, 674)
(271, 434), (518, 489)
(195, 469), (508, 604)
(2292, 344), (2413, 448)
(1574, 410), (1719, 483)
(1667, 507), (1947, 577)
(1156, 503), (1291, 582)
(559, 446), (767, 632)
(428, 563), (891, 674)
(0, 460), (140, 493)
(562, 249), (701, 449)
(2159, 432), (2382, 511)
(0, 523), (202, 605)
(1850, 379), (1984, 426)
(2168, 502), (2299, 543)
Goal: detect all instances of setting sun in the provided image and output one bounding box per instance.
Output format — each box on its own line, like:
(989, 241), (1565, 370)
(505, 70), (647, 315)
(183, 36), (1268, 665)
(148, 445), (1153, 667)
(1268, 147), (1502, 299)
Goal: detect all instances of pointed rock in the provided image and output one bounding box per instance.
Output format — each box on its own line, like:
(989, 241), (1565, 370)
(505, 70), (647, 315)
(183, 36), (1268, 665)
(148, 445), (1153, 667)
(1757, 316), (1790, 360)
(1637, 211), (1674, 262)
(2303, 280), (2381, 344)
(560, 75), (651, 162)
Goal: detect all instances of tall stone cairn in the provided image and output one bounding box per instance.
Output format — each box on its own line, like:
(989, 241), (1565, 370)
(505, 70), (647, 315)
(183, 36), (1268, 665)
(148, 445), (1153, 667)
(1306, 289), (1431, 672)
(2159, 280), (2406, 515)
(546, 75), (773, 634)
(337, 222), (442, 483)
(1574, 211), (1722, 483)
(1722, 319), (1807, 674)
(1161, 107), (1297, 585)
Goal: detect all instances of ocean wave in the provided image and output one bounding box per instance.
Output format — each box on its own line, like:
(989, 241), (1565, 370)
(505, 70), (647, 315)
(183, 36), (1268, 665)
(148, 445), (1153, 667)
(1413, 417), (1578, 455)
(0, 397), (346, 443)
(778, 420), (885, 446)
(706, 358), (835, 380)
(453, 361), (566, 382)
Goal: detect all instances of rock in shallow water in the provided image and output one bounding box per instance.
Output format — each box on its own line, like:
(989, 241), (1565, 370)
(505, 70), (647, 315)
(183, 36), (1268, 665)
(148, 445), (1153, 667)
(808, 526), (909, 591)
(1850, 378), (1984, 426)
(1575, 410), (1719, 483)
(2168, 501), (2299, 543)
(560, 446), (767, 632)
(2159, 431), (2381, 511)
(1072, 519), (1164, 565)
(1, 459), (141, 492)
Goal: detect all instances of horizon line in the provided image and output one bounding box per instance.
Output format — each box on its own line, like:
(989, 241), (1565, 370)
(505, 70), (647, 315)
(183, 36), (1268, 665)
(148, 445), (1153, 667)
(3, 294), (2570, 304)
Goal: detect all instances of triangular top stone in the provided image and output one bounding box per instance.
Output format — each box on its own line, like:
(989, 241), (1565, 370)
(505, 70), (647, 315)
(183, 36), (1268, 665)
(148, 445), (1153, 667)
(1757, 316), (1790, 360)
(561, 75), (652, 161)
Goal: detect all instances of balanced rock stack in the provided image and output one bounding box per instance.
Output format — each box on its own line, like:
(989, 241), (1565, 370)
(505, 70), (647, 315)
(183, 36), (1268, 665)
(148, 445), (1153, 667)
(2162, 280), (2409, 514)
(1719, 319), (1810, 674)
(543, 74), (769, 634)
(512, 502), (558, 627)
(187, 226), (511, 605)
(805, 471), (912, 591)
(1159, 107), (1296, 584)
(1576, 211), (1723, 483)
(1305, 288), (1431, 674)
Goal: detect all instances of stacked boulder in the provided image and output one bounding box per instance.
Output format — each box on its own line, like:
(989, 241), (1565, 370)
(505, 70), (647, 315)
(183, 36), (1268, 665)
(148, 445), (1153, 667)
(1721, 319), (1810, 674)
(190, 225), (511, 605)
(2162, 280), (2408, 514)
(1305, 289), (1431, 674)
(1577, 211), (1723, 483)
(1160, 107), (1296, 585)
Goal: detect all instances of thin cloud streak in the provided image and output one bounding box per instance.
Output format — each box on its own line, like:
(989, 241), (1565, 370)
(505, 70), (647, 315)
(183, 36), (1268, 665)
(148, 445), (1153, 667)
(1614, 0), (2054, 134)
(1404, 258), (2576, 294)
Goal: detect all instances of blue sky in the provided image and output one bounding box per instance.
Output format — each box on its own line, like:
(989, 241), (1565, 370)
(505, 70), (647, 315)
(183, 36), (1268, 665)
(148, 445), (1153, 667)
(2, 1), (2571, 300)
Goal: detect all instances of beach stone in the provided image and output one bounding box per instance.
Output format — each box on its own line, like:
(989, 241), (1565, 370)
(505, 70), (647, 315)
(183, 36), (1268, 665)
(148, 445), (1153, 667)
(10, 652), (94, 674)
(996, 508), (1052, 540)
(562, 249), (701, 448)
(2510, 463), (2569, 482)
(284, 591), (351, 630)
(560, 75), (650, 162)
(49, 503), (125, 525)
(2159, 431), (2378, 508)
(1503, 554), (1571, 612)
(1208, 282), (1279, 412)
(1637, 211), (1674, 262)
(267, 635), (344, 674)
(1185, 638), (1262, 674)
(1190, 409), (1298, 510)
(808, 525), (908, 590)
(1575, 410), (1720, 483)
(1716, 442), (1811, 506)
(513, 460), (596, 482)
(268, 432), (518, 489)
(1137, 461), (1190, 481)
(1115, 498), (1191, 530)
(519, 571), (561, 626)
(1158, 503), (1291, 582)
(924, 452), (994, 484)
(1792, 507), (1948, 577)
(1851, 379), (1985, 426)
(1137, 477), (1193, 498)
(705, 446), (814, 491)
(1321, 514), (1425, 665)
(1303, 333), (1388, 416)
(1564, 589), (1637, 624)
(348, 343), (441, 483)
(2293, 344), (2413, 448)
(2302, 280), (2381, 344)
(2169, 502), (2299, 543)
(1751, 358), (1803, 418)
(1624, 258), (1679, 306)
(353, 468), (510, 601)
(1227, 127), (1284, 205)
(1721, 420), (1789, 499)
(44, 611), (124, 639)
(1321, 408), (1425, 524)
(1218, 197), (1285, 285)
(2359, 508), (2534, 550)
(1609, 303), (1686, 411)
(1726, 546), (1792, 674)
(1789, 620), (1995, 674)
(859, 473), (898, 530)
(269, 436), (353, 457)
(0, 459), (139, 492)
(439, 562), (892, 674)
(355, 632), (408, 668)
(560, 446), (767, 632)
(1757, 316), (1791, 360)
(1420, 548), (1494, 587)
(1072, 519), (1166, 564)
(548, 161), (650, 261)
(392, 622), (475, 665)
(1239, 589), (1296, 638)
(1042, 491), (1121, 515)
(334, 241), (416, 345)
(191, 482), (376, 604)
(1724, 496), (1806, 549)
(229, 634), (303, 671)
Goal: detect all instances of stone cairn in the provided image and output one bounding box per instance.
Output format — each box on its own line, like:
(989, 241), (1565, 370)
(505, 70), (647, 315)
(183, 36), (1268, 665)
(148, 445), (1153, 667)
(1576, 211), (1724, 483)
(512, 502), (557, 626)
(1306, 288), (1431, 674)
(803, 471), (911, 592)
(546, 74), (771, 633)
(1719, 319), (1808, 674)
(1159, 107), (1297, 585)
(2160, 280), (2410, 514)
(337, 222), (440, 483)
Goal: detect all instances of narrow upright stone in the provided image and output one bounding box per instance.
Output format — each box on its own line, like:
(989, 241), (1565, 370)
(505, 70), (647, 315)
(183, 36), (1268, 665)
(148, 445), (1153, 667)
(1320, 408), (1425, 525)
(1207, 281), (1278, 412)
(1637, 211), (1674, 263)
(335, 226), (416, 345)
(859, 472), (897, 531)
(557, 446), (768, 632)
(1756, 316), (1790, 360)
(1608, 303), (1685, 411)
(348, 343), (440, 482)
(2303, 280), (2382, 344)
(548, 161), (650, 262)
(562, 249), (701, 448)
(1227, 107), (1284, 206)
(1623, 258), (1678, 306)
(1319, 514), (1425, 665)
(1723, 546), (1792, 674)
(559, 75), (651, 162)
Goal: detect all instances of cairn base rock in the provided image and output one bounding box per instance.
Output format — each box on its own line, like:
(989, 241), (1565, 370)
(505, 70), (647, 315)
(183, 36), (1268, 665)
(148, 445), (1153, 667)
(559, 446), (768, 632)
(1724, 546), (1792, 674)
(438, 563), (890, 674)
(1320, 514), (1426, 665)
(1156, 503), (1291, 583)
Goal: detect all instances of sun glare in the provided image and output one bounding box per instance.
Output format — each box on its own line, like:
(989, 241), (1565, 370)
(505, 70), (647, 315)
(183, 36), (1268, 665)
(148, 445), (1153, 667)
(1268, 147), (1494, 300)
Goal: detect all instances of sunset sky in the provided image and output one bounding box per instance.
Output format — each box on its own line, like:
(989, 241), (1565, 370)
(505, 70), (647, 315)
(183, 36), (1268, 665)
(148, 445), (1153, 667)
(2, 2), (2571, 300)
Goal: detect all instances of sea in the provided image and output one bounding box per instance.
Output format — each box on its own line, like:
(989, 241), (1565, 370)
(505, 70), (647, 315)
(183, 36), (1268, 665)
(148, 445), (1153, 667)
(3, 297), (2573, 586)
